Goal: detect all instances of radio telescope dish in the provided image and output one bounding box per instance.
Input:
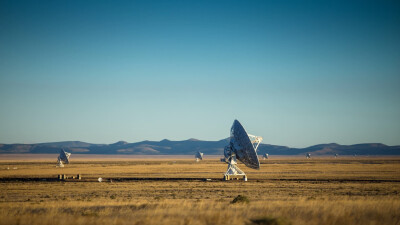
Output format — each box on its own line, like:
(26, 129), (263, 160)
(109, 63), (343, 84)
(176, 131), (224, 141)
(195, 151), (203, 162)
(222, 120), (262, 181)
(56, 149), (71, 167)
(306, 153), (311, 159)
(263, 153), (269, 159)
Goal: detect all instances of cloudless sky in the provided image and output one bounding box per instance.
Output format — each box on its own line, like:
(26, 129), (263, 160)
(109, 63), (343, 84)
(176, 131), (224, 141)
(0, 0), (399, 147)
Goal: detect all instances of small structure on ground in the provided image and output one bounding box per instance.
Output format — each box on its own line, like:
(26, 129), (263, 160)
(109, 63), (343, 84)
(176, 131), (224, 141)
(58, 174), (81, 180)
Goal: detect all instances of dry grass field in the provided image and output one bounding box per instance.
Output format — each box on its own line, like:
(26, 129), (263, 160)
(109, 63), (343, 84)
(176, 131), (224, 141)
(0, 156), (399, 225)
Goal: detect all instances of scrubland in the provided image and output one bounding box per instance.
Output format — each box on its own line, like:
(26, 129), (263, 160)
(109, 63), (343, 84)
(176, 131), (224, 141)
(0, 156), (399, 225)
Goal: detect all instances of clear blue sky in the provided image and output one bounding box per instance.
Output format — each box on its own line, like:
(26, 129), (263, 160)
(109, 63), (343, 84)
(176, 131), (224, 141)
(0, 0), (399, 147)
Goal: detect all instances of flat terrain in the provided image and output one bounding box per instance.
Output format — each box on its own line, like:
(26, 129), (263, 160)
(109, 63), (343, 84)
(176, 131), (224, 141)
(0, 156), (399, 225)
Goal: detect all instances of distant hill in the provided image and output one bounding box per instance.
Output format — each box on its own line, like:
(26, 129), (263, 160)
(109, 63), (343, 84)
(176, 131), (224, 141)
(0, 139), (399, 155)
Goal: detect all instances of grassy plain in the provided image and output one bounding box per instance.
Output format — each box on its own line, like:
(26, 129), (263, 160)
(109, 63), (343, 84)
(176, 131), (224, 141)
(0, 156), (399, 225)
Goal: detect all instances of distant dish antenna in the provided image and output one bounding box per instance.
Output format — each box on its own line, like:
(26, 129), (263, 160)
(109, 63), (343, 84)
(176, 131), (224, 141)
(222, 120), (262, 181)
(98, 177), (103, 182)
(195, 151), (204, 162)
(263, 153), (269, 159)
(306, 153), (311, 159)
(56, 149), (71, 167)
(334, 153), (338, 158)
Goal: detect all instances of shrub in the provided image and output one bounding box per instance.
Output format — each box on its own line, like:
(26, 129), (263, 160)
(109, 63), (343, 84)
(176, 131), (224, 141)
(249, 216), (291, 225)
(231, 195), (250, 204)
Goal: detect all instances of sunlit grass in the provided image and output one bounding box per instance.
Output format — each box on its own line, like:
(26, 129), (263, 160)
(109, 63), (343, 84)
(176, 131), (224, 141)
(0, 157), (399, 225)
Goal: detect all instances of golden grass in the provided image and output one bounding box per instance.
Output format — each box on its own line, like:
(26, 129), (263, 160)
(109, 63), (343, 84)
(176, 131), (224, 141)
(0, 157), (399, 225)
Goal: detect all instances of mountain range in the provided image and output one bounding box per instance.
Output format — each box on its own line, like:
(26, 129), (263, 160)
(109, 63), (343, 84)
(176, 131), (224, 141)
(1, 139), (399, 155)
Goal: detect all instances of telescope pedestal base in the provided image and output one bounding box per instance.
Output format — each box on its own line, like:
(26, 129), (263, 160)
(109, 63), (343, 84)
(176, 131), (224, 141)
(224, 163), (247, 181)
(56, 159), (64, 167)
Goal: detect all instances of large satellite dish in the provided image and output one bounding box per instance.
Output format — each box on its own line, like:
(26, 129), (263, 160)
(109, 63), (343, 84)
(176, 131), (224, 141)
(195, 151), (203, 162)
(56, 149), (71, 167)
(222, 120), (262, 181)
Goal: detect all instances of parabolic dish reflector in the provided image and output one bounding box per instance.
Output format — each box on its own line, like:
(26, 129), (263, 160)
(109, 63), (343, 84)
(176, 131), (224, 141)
(230, 120), (260, 170)
(195, 151), (203, 160)
(59, 149), (71, 164)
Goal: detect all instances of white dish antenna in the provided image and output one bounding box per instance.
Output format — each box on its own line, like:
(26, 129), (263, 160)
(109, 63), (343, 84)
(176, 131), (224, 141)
(222, 120), (262, 181)
(263, 153), (269, 159)
(306, 153), (311, 159)
(56, 149), (71, 167)
(195, 151), (204, 162)
(98, 177), (103, 182)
